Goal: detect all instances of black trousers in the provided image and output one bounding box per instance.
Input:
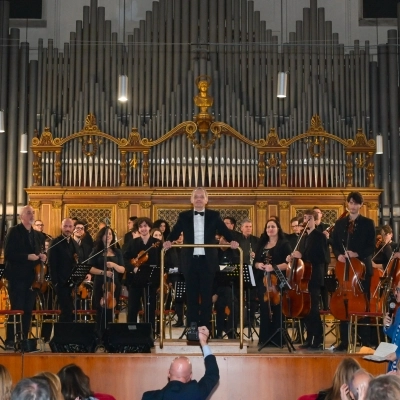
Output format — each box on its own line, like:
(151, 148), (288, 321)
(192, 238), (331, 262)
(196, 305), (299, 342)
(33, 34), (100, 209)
(303, 281), (323, 339)
(56, 286), (74, 323)
(6, 278), (36, 341)
(184, 255), (215, 328)
(127, 285), (157, 332)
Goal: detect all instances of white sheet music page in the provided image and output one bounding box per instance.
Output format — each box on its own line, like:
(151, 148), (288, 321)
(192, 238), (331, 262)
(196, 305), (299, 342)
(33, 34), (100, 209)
(363, 342), (398, 362)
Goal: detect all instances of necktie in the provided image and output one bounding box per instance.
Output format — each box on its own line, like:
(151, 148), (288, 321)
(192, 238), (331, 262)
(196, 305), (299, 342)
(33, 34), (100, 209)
(194, 211), (204, 216)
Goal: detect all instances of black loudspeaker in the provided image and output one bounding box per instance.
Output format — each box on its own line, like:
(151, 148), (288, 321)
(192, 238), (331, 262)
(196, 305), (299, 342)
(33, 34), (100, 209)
(103, 323), (154, 353)
(49, 323), (98, 353)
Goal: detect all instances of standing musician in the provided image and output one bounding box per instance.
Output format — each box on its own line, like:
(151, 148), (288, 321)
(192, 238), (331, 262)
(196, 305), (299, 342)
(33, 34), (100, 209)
(89, 227), (125, 335)
(48, 218), (81, 323)
(72, 220), (92, 261)
(253, 219), (291, 347)
(285, 216), (303, 251)
(288, 209), (330, 349)
(163, 187), (239, 329)
(33, 220), (52, 242)
(373, 225), (397, 270)
(331, 191), (375, 351)
(313, 207), (331, 239)
(123, 216), (139, 245)
(3, 205), (46, 348)
(123, 217), (162, 332)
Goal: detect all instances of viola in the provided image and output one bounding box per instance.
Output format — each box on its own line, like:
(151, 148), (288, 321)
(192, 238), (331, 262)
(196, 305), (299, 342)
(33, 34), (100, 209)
(130, 241), (161, 269)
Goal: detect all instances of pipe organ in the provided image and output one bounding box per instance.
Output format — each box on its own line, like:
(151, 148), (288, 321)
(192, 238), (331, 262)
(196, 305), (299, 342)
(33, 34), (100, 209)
(0, 0), (396, 241)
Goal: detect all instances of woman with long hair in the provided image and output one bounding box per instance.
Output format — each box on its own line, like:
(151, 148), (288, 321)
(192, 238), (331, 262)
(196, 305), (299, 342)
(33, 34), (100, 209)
(33, 372), (63, 400)
(0, 364), (12, 400)
(89, 227), (125, 335)
(253, 218), (291, 347)
(153, 219), (171, 241)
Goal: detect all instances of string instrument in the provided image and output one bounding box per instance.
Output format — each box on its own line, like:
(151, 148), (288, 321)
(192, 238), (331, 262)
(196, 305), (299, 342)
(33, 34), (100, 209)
(130, 241), (161, 269)
(282, 220), (311, 318)
(386, 248), (400, 293)
(329, 220), (368, 321)
(368, 267), (384, 313)
(262, 250), (280, 320)
(31, 248), (49, 293)
(325, 210), (349, 234)
(100, 278), (116, 309)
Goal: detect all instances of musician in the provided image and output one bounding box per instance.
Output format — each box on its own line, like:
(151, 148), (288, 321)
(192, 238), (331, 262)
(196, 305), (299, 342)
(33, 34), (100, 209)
(48, 218), (81, 323)
(153, 219), (171, 241)
(33, 220), (52, 242)
(123, 216), (139, 245)
(123, 217), (162, 331)
(374, 225), (397, 269)
(285, 216), (303, 251)
(88, 227), (125, 335)
(71, 217), (93, 248)
(313, 207), (330, 239)
(289, 209), (330, 349)
(72, 220), (92, 261)
(163, 187), (239, 329)
(3, 205), (46, 348)
(331, 191), (375, 351)
(254, 219), (291, 347)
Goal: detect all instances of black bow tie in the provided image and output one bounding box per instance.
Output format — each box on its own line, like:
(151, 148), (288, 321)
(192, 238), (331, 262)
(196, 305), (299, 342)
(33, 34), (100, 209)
(194, 211), (204, 216)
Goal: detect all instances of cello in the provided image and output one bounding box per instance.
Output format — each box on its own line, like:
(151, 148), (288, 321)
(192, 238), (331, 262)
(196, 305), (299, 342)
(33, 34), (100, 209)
(330, 220), (368, 321)
(282, 220), (311, 319)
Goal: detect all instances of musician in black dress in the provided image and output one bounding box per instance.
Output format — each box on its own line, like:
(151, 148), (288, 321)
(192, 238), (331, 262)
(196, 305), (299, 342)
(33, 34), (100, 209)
(289, 209), (330, 349)
(48, 218), (81, 323)
(3, 205), (46, 347)
(373, 225), (397, 270)
(331, 191), (375, 351)
(88, 227), (125, 334)
(254, 219), (291, 346)
(123, 217), (162, 331)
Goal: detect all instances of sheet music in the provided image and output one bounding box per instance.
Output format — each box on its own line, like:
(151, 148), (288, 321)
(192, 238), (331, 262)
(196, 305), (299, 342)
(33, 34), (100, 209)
(247, 264), (256, 287)
(363, 342), (398, 362)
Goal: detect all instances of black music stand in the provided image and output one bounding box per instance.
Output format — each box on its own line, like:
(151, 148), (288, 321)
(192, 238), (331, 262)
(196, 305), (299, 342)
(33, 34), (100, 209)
(137, 265), (160, 326)
(258, 264), (295, 353)
(241, 264), (258, 341)
(66, 263), (92, 323)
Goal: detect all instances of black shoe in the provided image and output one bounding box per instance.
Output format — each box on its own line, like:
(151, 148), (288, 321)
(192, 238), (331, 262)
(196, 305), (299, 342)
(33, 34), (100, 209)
(310, 336), (323, 349)
(172, 320), (184, 328)
(333, 342), (348, 352)
(298, 339), (312, 349)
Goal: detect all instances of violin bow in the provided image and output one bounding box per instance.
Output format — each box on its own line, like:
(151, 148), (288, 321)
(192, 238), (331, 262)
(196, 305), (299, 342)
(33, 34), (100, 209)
(373, 245), (400, 298)
(79, 237), (124, 266)
(46, 222), (89, 251)
(371, 240), (390, 262)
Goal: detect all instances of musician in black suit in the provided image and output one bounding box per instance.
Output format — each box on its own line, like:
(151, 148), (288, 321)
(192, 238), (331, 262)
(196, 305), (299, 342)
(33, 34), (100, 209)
(48, 218), (81, 323)
(164, 187), (239, 328)
(289, 209), (330, 349)
(3, 205), (46, 347)
(142, 326), (219, 400)
(331, 191), (375, 351)
(123, 217), (162, 330)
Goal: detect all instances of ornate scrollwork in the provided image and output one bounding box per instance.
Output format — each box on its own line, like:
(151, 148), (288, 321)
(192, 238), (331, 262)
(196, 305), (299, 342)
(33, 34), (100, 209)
(83, 113), (99, 132)
(304, 136), (328, 158)
(52, 200), (63, 209)
(117, 201), (129, 209)
(279, 201), (290, 210)
(256, 201), (268, 209)
(29, 200), (41, 208)
(139, 201), (151, 209)
(80, 135), (102, 156)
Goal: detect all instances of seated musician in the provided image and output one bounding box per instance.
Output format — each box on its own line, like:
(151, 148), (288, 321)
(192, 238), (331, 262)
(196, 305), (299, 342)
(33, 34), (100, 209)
(253, 219), (291, 347)
(287, 209), (330, 349)
(123, 217), (162, 333)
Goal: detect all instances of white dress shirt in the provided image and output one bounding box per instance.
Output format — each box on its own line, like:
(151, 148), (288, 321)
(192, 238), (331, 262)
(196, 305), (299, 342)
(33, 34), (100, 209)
(193, 210), (205, 255)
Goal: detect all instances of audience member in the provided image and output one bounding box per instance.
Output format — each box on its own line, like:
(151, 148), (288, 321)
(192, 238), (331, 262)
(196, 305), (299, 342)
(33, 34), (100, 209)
(365, 374), (400, 400)
(340, 369), (372, 400)
(0, 364), (12, 400)
(11, 378), (50, 400)
(142, 326), (219, 400)
(33, 372), (63, 400)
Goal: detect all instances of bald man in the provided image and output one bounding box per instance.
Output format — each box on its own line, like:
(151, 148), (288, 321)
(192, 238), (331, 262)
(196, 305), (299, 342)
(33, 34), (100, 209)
(48, 218), (81, 322)
(142, 326), (219, 400)
(3, 205), (46, 348)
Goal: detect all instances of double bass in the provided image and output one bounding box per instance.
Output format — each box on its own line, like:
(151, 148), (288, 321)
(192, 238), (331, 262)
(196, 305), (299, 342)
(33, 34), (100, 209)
(330, 220), (368, 321)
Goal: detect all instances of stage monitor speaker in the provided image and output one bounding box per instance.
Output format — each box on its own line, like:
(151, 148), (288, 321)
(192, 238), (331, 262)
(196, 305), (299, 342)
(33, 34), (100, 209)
(49, 323), (97, 353)
(103, 323), (154, 353)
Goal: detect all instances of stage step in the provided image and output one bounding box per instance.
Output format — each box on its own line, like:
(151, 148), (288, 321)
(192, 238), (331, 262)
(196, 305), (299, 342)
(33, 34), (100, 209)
(154, 339), (249, 354)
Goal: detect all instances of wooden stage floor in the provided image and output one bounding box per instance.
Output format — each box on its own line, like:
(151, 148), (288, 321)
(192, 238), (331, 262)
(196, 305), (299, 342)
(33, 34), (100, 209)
(0, 324), (388, 400)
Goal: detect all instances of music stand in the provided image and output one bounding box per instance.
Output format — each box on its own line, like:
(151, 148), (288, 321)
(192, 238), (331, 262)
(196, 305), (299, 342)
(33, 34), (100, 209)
(241, 264), (258, 340)
(258, 264), (296, 353)
(66, 263), (92, 323)
(137, 265), (160, 327)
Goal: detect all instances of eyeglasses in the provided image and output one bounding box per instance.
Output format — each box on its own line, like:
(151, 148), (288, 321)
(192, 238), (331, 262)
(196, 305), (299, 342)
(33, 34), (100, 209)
(35, 224), (44, 227)
(395, 287), (400, 293)
(75, 227), (84, 230)
(291, 225), (299, 228)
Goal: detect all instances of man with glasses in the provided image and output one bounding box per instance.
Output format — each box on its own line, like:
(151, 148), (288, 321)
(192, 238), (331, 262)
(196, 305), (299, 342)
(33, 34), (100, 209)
(33, 220), (52, 241)
(72, 220), (92, 261)
(286, 216), (303, 251)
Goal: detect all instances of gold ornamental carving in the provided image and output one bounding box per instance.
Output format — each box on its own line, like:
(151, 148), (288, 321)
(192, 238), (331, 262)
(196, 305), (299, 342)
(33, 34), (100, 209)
(256, 201), (268, 210)
(140, 201), (151, 210)
(29, 200), (41, 208)
(117, 201), (129, 209)
(52, 200), (63, 209)
(366, 202), (379, 211)
(279, 201), (290, 210)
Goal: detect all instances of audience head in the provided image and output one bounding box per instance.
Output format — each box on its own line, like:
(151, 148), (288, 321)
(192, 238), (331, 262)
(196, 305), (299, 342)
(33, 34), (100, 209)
(0, 364), (12, 400)
(349, 369), (372, 400)
(168, 356), (193, 384)
(11, 378), (50, 400)
(57, 364), (93, 400)
(33, 372), (63, 400)
(365, 374), (400, 400)
(327, 357), (361, 400)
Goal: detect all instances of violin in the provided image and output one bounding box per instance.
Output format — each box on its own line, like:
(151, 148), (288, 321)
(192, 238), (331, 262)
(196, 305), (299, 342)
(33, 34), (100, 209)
(262, 251), (280, 320)
(100, 279), (116, 309)
(31, 248), (49, 293)
(130, 241), (161, 269)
